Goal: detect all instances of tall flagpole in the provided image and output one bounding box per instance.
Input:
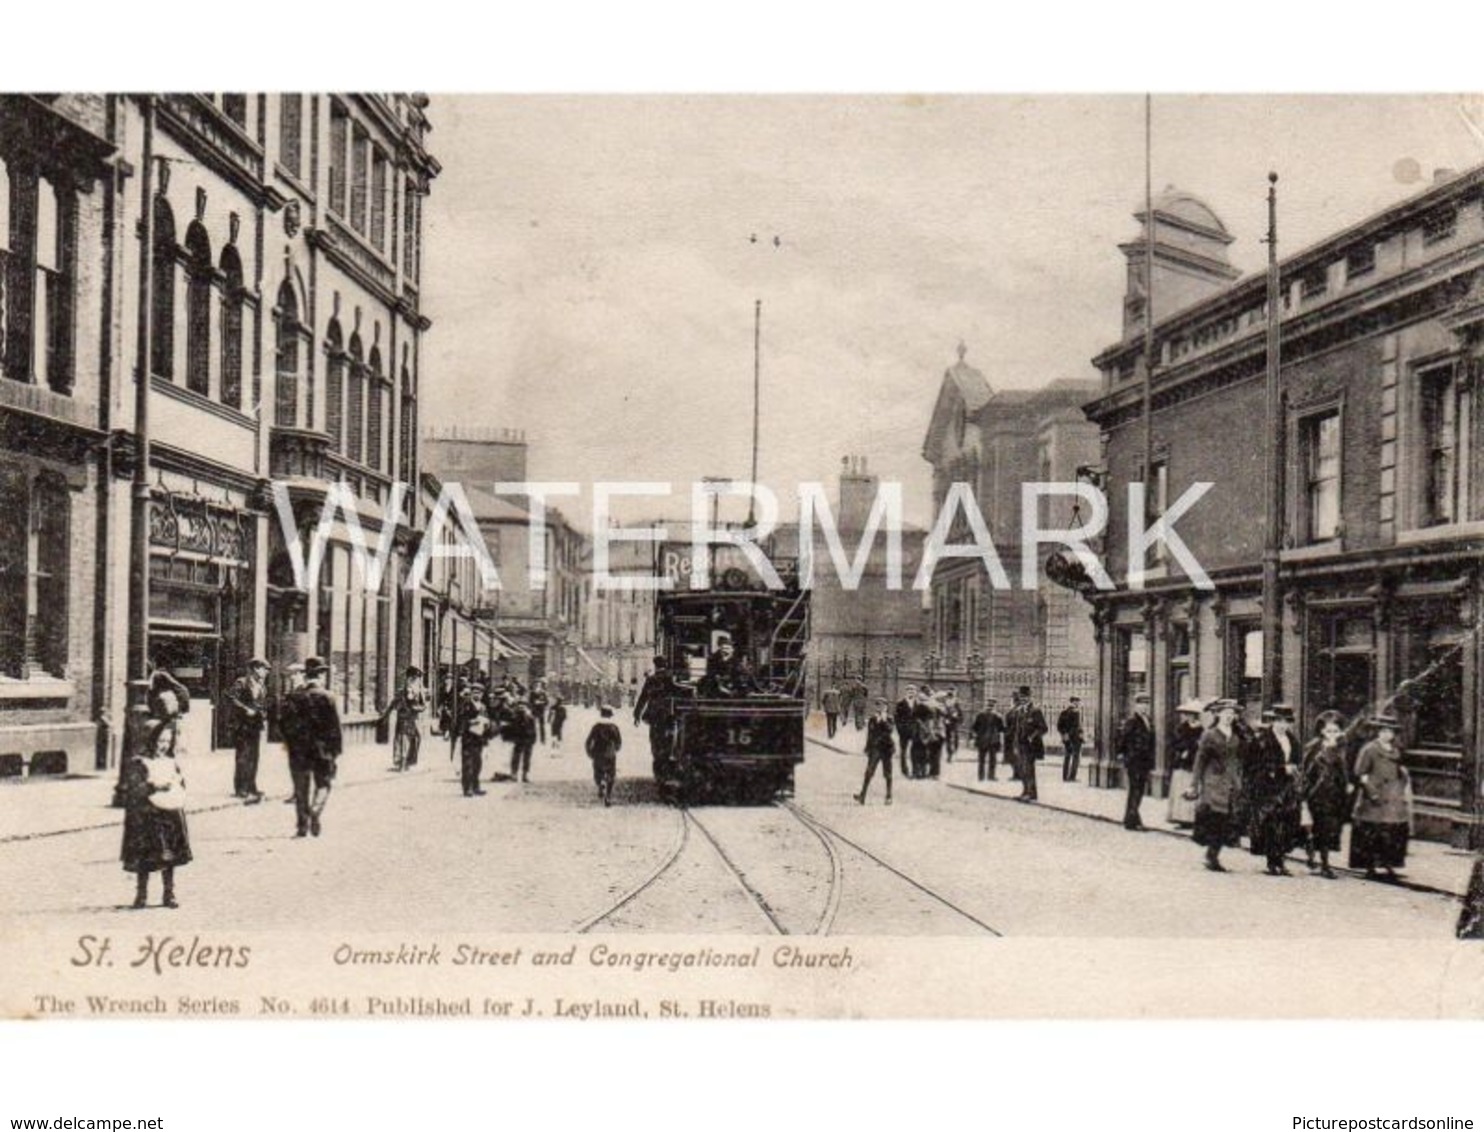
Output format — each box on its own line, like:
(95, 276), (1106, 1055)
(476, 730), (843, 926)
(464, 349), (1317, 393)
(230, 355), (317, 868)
(1260, 172), (1283, 707)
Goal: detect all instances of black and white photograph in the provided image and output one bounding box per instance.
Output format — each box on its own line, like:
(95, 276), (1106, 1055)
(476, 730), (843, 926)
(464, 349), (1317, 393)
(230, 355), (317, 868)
(5, 57), (1484, 1045)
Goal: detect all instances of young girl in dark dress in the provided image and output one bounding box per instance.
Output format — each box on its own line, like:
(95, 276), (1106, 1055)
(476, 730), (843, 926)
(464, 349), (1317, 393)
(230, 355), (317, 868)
(120, 693), (192, 909)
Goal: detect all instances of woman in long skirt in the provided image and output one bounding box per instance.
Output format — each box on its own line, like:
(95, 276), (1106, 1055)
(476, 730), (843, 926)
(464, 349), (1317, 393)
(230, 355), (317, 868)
(1166, 700), (1206, 826)
(120, 698), (192, 909)
(1300, 710), (1352, 879)
(1185, 698), (1244, 872)
(1348, 714), (1411, 881)
(1244, 703), (1303, 875)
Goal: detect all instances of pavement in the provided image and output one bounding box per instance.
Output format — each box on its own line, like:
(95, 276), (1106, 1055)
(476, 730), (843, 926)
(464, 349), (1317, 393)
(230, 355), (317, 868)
(803, 714), (1479, 900)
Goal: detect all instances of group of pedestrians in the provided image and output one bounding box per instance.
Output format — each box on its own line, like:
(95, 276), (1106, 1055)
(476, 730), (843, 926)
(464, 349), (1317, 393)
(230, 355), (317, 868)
(436, 673), (568, 794)
(821, 678), (871, 739)
(1168, 698), (1412, 881)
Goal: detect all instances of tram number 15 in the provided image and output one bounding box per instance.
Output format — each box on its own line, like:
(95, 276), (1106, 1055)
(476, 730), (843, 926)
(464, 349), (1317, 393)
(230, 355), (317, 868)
(726, 728), (754, 748)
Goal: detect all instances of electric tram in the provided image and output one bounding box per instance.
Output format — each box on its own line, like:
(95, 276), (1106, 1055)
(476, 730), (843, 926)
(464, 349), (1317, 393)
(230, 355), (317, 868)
(647, 540), (810, 801)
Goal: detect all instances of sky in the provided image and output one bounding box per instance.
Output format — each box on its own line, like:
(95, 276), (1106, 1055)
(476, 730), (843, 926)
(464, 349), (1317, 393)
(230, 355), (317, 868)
(420, 94), (1484, 529)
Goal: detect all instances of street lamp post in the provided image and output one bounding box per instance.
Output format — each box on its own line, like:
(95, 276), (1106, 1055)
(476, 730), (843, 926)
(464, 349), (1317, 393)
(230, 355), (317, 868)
(967, 651), (986, 707)
(923, 652), (939, 689)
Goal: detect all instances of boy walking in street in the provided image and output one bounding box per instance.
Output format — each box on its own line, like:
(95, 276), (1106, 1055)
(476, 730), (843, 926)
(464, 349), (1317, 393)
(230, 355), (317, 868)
(856, 698), (896, 805)
(585, 706), (623, 806)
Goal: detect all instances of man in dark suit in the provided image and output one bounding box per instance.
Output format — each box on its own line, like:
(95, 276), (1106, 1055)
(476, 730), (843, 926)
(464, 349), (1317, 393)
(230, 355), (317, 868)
(822, 684), (841, 739)
(279, 657), (343, 838)
(970, 697), (1006, 782)
(505, 698), (538, 783)
(634, 656), (677, 780)
(1009, 686), (1047, 802)
(224, 658), (270, 802)
(856, 697), (896, 805)
(1057, 695), (1086, 783)
(1116, 692), (1156, 830)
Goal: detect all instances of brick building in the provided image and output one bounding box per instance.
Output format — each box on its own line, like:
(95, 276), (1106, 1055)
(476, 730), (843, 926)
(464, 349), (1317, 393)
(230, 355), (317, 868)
(920, 343), (1101, 706)
(1083, 176), (1484, 845)
(1, 93), (440, 776)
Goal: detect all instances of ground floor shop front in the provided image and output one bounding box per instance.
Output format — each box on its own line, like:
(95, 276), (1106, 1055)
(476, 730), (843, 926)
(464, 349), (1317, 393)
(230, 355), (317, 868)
(1089, 550), (1483, 846)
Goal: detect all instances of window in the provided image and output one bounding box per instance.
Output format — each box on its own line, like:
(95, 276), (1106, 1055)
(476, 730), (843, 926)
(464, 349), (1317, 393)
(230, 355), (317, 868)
(1346, 244), (1375, 280)
(1118, 628), (1149, 720)
(219, 247), (244, 409)
(1301, 410), (1341, 542)
(370, 148), (388, 253)
(184, 222), (212, 396)
(324, 320), (344, 448)
(1422, 208), (1456, 246)
(1307, 610), (1374, 727)
(0, 465), (71, 681)
(150, 196), (176, 379)
(278, 95), (302, 179)
(1300, 266), (1328, 301)
(328, 102), (349, 217)
(1420, 366), (1472, 527)
(349, 126), (369, 234)
(346, 333), (364, 464)
(3, 168), (75, 392)
(1396, 607), (1465, 749)
(402, 179), (418, 280)
(366, 345), (384, 472)
(399, 355), (415, 483)
(1146, 458), (1169, 564)
(1230, 623), (1263, 710)
(274, 280), (301, 427)
(220, 95), (248, 130)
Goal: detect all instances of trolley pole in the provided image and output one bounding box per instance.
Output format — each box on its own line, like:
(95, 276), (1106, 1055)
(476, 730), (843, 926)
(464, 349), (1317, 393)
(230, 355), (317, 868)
(747, 298), (761, 528)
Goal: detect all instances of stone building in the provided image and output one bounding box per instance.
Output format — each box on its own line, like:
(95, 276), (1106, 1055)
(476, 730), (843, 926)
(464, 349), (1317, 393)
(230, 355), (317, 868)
(920, 343), (1101, 706)
(1083, 175), (1484, 845)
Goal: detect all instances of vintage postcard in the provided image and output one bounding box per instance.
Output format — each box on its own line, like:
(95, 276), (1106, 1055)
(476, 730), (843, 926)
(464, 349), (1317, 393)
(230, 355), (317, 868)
(2, 92), (1483, 1022)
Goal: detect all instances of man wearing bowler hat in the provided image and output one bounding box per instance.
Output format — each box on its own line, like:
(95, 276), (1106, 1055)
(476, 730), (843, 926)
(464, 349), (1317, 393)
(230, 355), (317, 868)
(279, 657), (342, 838)
(224, 658), (270, 802)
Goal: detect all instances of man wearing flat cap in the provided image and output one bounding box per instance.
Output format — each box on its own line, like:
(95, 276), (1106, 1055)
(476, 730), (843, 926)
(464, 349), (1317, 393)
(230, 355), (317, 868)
(1115, 692), (1156, 830)
(224, 658), (271, 803)
(279, 657), (342, 838)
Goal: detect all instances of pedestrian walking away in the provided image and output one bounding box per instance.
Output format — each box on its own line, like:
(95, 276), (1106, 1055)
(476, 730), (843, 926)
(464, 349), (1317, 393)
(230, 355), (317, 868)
(1185, 698), (1244, 872)
(585, 706), (623, 806)
(459, 699), (493, 796)
(971, 697), (1005, 782)
(224, 658), (270, 802)
(1115, 692), (1155, 830)
(120, 690), (192, 909)
(634, 656), (678, 782)
(822, 683), (841, 740)
(856, 698), (896, 805)
(549, 696), (568, 752)
(1057, 695), (1085, 783)
(1349, 715), (1412, 882)
(279, 657), (343, 838)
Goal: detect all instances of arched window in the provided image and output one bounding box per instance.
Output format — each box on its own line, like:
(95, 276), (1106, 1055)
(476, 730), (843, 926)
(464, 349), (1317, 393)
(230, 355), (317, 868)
(184, 222), (212, 395)
(274, 280), (301, 426)
(219, 246), (244, 409)
(398, 353), (415, 483)
(324, 320), (345, 449)
(366, 344), (384, 472)
(150, 196), (176, 379)
(346, 333), (365, 464)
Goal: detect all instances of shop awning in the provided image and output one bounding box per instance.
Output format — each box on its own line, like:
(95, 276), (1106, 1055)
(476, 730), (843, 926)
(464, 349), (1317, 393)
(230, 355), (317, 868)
(573, 646), (607, 677)
(440, 619), (531, 664)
